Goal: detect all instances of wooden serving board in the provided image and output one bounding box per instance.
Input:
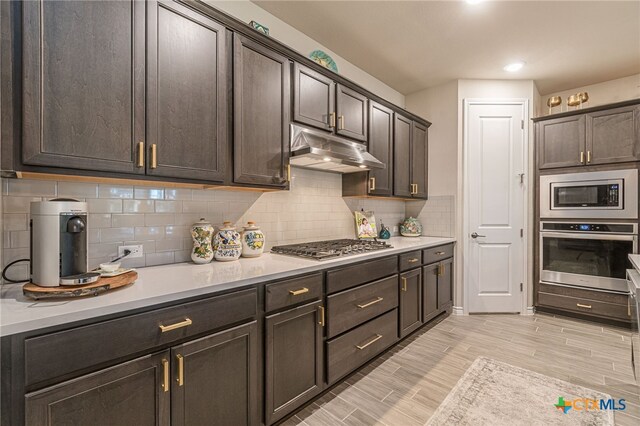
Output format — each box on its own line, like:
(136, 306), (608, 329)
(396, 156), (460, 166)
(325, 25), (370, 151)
(23, 271), (138, 300)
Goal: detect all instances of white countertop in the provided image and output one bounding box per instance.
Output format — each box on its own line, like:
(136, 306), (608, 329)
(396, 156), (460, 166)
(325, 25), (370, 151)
(0, 236), (455, 336)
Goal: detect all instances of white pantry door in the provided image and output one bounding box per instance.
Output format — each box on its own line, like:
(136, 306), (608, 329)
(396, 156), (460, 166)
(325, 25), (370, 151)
(465, 101), (526, 313)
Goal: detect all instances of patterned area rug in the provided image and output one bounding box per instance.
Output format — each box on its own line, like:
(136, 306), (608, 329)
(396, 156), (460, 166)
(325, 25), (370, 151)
(426, 357), (614, 426)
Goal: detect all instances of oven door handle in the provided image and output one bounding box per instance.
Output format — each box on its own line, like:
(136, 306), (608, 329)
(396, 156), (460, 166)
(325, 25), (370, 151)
(540, 231), (636, 242)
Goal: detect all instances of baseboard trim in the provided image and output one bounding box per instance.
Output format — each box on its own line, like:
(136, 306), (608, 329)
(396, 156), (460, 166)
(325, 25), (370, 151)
(452, 306), (465, 316)
(522, 306), (535, 315)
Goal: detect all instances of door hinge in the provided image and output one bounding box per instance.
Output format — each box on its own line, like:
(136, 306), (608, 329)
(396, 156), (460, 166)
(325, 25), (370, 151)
(520, 283), (523, 292)
(520, 228), (523, 238)
(521, 120), (524, 129)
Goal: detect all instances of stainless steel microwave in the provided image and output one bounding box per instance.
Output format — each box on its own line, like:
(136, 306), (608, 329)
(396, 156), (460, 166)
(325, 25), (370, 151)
(540, 169), (638, 219)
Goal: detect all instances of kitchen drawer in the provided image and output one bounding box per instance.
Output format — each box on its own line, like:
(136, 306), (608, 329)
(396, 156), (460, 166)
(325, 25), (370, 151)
(399, 250), (422, 271)
(538, 292), (631, 321)
(538, 282), (629, 305)
(327, 275), (398, 338)
(326, 256), (398, 294)
(265, 273), (323, 313)
(24, 288), (257, 388)
(423, 244), (454, 265)
(326, 309), (398, 384)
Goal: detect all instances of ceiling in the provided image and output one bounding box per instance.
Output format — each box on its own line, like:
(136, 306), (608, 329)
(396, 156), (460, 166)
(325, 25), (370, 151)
(253, 1), (640, 95)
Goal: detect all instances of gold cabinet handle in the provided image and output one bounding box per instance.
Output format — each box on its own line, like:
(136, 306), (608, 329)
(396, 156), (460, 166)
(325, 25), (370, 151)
(587, 150), (592, 163)
(338, 115), (345, 130)
(580, 151), (585, 164)
(414, 184), (419, 194)
(369, 177), (376, 192)
(437, 264), (445, 276)
(356, 297), (384, 309)
(329, 112), (336, 128)
(176, 354), (184, 386)
(356, 334), (382, 350)
(150, 143), (158, 169)
(162, 358), (170, 392)
(401, 277), (407, 292)
(159, 318), (192, 333)
(407, 258), (419, 263)
(435, 251), (445, 256)
(576, 303), (592, 309)
(289, 287), (309, 296)
(318, 305), (325, 327)
(137, 141), (145, 168)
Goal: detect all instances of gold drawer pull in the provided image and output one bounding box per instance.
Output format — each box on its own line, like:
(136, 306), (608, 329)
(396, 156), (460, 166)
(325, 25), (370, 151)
(369, 177), (376, 192)
(338, 115), (345, 130)
(137, 141), (145, 168)
(159, 318), (192, 332)
(151, 143), (158, 169)
(329, 112), (336, 128)
(587, 150), (592, 163)
(439, 264), (445, 276)
(176, 354), (184, 386)
(318, 305), (325, 327)
(289, 287), (309, 296)
(401, 277), (407, 292)
(435, 251), (445, 256)
(356, 297), (384, 309)
(162, 358), (170, 392)
(576, 303), (592, 309)
(580, 151), (585, 164)
(407, 258), (419, 263)
(356, 334), (383, 350)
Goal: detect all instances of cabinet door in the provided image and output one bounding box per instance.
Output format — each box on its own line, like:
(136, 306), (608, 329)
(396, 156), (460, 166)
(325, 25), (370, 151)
(411, 121), (429, 199)
(147, 0), (228, 182)
(423, 264), (439, 323)
(438, 258), (454, 309)
(399, 269), (422, 338)
(538, 115), (586, 169)
(22, 0), (145, 174)
(293, 63), (335, 131)
(587, 105), (640, 165)
(394, 114), (413, 197)
(234, 35), (291, 187)
(26, 352), (170, 426)
(336, 84), (368, 142)
(171, 322), (258, 426)
(368, 102), (394, 196)
(265, 300), (324, 425)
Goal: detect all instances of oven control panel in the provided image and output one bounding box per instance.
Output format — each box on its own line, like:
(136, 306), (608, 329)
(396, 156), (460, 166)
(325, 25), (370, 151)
(541, 222), (636, 234)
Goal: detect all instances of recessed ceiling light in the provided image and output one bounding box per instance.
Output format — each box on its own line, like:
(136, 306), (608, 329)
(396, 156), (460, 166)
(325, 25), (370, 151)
(503, 61), (525, 72)
(323, 157), (332, 162)
(466, 0), (483, 4)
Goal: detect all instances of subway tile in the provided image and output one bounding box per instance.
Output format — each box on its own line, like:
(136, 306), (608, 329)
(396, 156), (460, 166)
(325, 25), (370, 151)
(164, 188), (192, 200)
(112, 214), (146, 228)
(120, 256), (146, 269)
(100, 227), (135, 243)
(3, 248), (30, 264)
(123, 199), (155, 213)
(174, 250), (192, 263)
(165, 226), (190, 239)
(88, 199), (123, 213)
(88, 228), (100, 243)
(191, 190), (217, 201)
(98, 184), (134, 199)
(155, 200), (182, 213)
(58, 182), (99, 199)
(182, 201), (208, 213)
(145, 214), (175, 226)
(3, 214), (28, 231)
(134, 186), (165, 200)
(9, 231), (30, 248)
(3, 196), (41, 213)
(146, 252), (174, 266)
(89, 213), (112, 228)
(135, 226), (165, 240)
(2, 179), (8, 195)
(89, 243), (119, 259)
(155, 239), (183, 252)
(7, 179), (57, 197)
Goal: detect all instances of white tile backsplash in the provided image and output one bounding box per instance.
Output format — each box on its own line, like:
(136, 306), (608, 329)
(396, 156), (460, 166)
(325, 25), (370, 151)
(1, 168), (449, 281)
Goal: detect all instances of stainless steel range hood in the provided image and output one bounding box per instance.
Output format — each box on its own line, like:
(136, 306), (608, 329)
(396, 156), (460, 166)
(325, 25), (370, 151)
(290, 124), (385, 173)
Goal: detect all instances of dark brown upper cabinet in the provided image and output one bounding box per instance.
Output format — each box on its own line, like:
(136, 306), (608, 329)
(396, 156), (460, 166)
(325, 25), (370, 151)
(411, 121), (429, 199)
(234, 35), (291, 187)
(367, 102), (394, 196)
(586, 105), (640, 165)
(146, 0), (229, 182)
(393, 114), (413, 198)
(293, 63), (335, 132)
(336, 84), (368, 142)
(22, 0), (146, 174)
(537, 115), (586, 169)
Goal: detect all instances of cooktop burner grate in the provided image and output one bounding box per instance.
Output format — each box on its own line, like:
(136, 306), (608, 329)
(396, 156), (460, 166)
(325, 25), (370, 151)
(271, 239), (392, 260)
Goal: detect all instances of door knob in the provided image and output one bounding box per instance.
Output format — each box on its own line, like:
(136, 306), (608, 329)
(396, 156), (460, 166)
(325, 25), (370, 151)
(471, 232), (486, 239)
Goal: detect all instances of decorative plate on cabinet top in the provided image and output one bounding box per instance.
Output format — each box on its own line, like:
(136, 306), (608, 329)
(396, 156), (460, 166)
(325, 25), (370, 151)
(309, 50), (338, 73)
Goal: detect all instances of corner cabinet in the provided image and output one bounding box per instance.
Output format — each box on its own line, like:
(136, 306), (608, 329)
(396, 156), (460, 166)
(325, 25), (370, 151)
(146, 0), (229, 182)
(233, 35), (291, 187)
(21, 0), (146, 174)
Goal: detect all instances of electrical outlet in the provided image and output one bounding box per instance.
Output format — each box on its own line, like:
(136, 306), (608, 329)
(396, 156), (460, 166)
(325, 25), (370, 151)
(118, 245), (143, 259)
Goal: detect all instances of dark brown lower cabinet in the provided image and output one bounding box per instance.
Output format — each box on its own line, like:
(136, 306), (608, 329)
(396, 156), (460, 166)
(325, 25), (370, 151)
(25, 351), (170, 426)
(171, 322), (258, 426)
(438, 258), (454, 309)
(399, 268), (422, 337)
(265, 301), (324, 425)
(423, 263), (439, 322)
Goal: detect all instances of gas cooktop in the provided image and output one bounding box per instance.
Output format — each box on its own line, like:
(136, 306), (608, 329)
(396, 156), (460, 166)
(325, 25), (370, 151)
(271, 239), (393, 260)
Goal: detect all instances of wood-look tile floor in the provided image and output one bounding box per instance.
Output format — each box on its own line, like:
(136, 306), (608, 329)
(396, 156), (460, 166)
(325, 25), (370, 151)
(284, 313), (640, 426)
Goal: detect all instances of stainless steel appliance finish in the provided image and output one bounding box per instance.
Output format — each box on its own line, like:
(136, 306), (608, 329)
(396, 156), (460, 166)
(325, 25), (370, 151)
(30, 199), (97, 287)
(289, 124), (385, 173)
(540, 169), (638, 219)
(271, 239), (392, 260)
(627, 268), (640, 382)
(540, 221), (637, 293)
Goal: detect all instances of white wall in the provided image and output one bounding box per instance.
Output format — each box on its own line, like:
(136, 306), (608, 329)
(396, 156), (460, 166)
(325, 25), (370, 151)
(538, 73), (640, 115)
(207, 1), (405, 106)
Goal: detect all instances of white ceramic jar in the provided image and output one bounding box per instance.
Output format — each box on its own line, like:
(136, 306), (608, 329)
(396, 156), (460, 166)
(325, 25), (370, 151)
(241, 221), (265, 257)
(213, 221), (242, 261)
(190, 218), (214, 264)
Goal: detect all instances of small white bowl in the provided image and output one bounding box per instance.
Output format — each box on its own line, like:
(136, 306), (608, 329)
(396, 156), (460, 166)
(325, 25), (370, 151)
(100, 262), (121, 273)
